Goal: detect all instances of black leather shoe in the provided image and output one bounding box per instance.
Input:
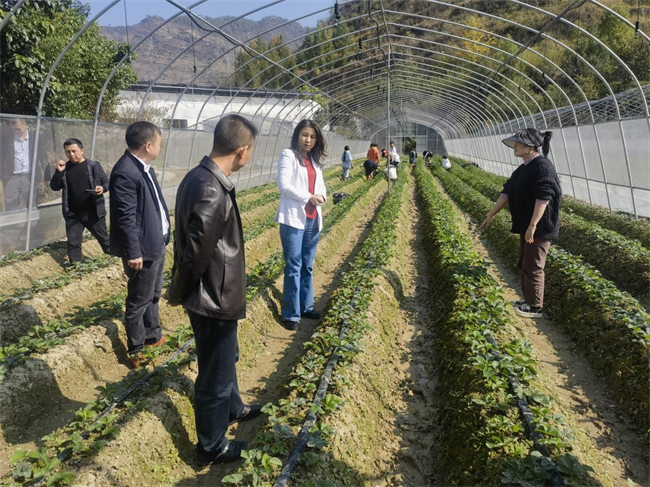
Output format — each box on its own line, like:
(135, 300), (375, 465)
(282, 320), (299, 331)
(300, 310), (320, 320)
(196, 441), (248, 467)
(229, 404), (263, 425)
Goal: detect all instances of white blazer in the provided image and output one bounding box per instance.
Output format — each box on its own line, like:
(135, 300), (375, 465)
(275, 148), (327, 232)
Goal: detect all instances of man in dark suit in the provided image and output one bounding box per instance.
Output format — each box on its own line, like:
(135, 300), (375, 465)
(110, 121), (170, 368)
(165, 114), (262, 466)
(1, 118), (49, 211)
(49, 138), (111, 263)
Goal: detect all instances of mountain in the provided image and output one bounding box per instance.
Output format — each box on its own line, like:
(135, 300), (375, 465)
(101, 15), (308, 86)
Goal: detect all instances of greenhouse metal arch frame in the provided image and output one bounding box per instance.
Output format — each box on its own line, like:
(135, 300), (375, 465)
(1, 0), (648, 254)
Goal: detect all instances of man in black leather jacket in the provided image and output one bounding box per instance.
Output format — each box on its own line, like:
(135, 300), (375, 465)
(165, 114), (262, 466)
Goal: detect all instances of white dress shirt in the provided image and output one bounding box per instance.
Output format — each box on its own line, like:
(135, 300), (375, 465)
(14, 133), (31, 174)
(130, 152), (169, 237)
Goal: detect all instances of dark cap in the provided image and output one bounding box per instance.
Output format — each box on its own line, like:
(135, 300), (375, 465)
(502, 129), (543, 149)
(502, 128), (553, 157)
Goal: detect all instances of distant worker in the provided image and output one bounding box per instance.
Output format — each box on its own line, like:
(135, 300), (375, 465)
(49, 138), (110, 263)
(442, 155), (452, 170)
(364, 143), (380, 181)
(409, 148), (417, 167)
(389, 141), (400, 167)
(423, 150), (432, 166)
(341, 145), (353, 180)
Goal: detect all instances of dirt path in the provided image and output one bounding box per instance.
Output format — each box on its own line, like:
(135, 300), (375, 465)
(289, 170), (438, 486)
(431, 175), (648, 487)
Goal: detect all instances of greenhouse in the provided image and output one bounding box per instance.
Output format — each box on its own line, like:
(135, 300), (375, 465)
(0, 0), (648, 486)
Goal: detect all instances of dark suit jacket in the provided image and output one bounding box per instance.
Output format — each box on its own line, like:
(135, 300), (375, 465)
(1, 130), (48, 185)
(109, 150), (170, 261)
(49, 159), (109, 219)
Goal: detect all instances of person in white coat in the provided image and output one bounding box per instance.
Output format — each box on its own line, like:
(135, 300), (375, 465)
(275, 120), (328, 330)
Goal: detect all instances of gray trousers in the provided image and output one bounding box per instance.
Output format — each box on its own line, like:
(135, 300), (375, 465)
(4, 173), (37, 211)
(121, 248), (165, 354)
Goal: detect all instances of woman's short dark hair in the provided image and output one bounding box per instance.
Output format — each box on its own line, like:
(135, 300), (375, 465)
(126, 121), (161, 150)
(291, 119), (328, 165)
(64, 138), (83, 149)
(344, 145), (350, 151)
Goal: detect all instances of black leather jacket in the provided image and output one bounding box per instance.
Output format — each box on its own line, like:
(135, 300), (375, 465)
(166, 156), (246, 320)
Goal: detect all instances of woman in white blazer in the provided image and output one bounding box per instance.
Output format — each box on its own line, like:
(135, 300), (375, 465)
(275, 120), (328, 330)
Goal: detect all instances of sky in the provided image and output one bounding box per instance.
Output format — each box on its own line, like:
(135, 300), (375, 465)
(90, 0), (334, 27)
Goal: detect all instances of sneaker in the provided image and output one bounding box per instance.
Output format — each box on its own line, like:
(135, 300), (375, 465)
(229, 404), (263, 425)
(282, 320), (299, 331)
(511, 299), (526, 307)
(196, 441), (247, 467)
(145, 335), (167, 348)
(129, 352), (143, 368)
(514, 303), (543, 319)
(300, 310), (320, 320)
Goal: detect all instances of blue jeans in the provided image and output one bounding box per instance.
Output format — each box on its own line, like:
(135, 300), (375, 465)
(279, 218), (320, 321)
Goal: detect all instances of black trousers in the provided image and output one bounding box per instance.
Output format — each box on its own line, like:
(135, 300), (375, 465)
(121, 248), (165, 354)
(65, 209), (110, 262)
(188, 311), (244, 454)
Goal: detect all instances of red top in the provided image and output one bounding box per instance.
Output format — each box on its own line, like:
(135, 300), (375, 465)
(367, 147), (380, 163)
(304, 157), (317, 220)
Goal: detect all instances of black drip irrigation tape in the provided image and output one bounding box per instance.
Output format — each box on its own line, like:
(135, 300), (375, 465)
(484, 334), (565, 487)
(273, 254), (375, 487)
(26, 337), (197, 487)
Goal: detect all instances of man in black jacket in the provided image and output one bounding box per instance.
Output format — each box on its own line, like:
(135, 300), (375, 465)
(110, 122), (170, 368)
(1, 118), (49, 211)
(50, 138), (110, 263)
(165, 114), (262, 466)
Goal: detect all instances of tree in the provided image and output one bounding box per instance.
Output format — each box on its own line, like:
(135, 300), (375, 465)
(0, 0), (138, 119)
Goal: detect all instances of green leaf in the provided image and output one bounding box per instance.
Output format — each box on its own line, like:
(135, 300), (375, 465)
(529, 394), (551, 407)
(222, 473), (244, 484)
(46, 471), (75, 486)
(10, 450), (27, 464)
(12, 461), (34, 482)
